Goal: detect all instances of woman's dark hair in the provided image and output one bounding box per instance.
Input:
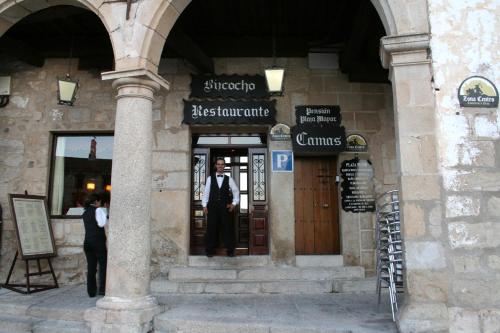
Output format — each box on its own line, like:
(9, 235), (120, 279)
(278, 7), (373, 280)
(99, 191), (110, 206)
(84, 193), (101, 208)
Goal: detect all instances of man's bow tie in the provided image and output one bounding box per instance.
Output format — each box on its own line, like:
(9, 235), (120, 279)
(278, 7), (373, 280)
(217, 175), (224, 177)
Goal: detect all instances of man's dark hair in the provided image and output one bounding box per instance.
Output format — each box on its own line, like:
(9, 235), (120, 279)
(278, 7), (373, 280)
(215, 157), (225, 164)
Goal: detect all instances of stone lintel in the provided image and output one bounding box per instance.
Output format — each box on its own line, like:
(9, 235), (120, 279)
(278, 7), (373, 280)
(380, 33), (431, 69)
(101, 68), (170, 91)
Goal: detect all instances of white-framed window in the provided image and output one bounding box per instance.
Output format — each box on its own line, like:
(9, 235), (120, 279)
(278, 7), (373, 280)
(49, 133), (114, 217)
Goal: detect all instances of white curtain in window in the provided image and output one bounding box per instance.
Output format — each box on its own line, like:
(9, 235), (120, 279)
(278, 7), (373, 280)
(51, 137), (66, 215)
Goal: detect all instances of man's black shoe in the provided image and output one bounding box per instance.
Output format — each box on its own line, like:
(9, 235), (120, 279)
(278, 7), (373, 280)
(227, 251), (235, 257)
(206, 253), (214, 258)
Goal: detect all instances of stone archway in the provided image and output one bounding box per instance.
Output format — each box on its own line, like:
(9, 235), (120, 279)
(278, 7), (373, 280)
(138, 1), (444, 333)
(0, 0), (119, 65)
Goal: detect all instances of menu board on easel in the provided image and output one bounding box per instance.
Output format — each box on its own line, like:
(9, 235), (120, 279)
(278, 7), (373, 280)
(9, 194), (56, 259)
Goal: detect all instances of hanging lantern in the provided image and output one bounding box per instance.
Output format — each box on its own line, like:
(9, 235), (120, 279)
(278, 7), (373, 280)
(57, 74), (78, 106)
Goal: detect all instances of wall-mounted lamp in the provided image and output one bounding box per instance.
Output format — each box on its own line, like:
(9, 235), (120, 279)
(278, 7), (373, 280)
(57, 74), (78, 106)
(0, 76), (11, 108)
(105, 184), (111, 192)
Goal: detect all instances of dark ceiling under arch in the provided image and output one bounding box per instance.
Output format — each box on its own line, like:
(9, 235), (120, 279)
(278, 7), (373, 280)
(0, 0), (387, 82)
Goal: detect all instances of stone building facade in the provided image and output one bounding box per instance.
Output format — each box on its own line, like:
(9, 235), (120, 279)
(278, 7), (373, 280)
(0, 1), (498, 332)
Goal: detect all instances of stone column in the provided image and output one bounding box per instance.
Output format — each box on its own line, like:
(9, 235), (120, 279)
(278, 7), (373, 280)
(381, 34), (449, 333)
(269, 140), (295, 265)
(85, 69), (169, 333)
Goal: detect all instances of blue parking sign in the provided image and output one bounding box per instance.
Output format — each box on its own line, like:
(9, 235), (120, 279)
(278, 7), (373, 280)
(272, 150), (294, 172)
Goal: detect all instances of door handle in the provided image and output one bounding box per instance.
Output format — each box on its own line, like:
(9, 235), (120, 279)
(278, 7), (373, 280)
(323, 203), (329, 208)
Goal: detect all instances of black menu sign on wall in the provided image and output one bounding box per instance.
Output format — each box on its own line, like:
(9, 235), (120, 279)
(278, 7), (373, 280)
(190, 74), (270, 99)
(340, 158), (376, 213)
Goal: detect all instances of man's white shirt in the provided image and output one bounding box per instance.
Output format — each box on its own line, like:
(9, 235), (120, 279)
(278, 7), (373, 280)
(202, 173), (240, 208)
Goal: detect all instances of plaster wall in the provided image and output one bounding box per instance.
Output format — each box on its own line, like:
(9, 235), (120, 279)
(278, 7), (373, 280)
(429, 0), (500, 331)
(0, 57), (395, 284)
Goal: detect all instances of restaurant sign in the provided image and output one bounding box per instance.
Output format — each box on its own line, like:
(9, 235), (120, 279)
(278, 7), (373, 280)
(190, 74), (270, 99)
(183, 100), (277, 124)
(458, 76), (498, 108)
(291, 126), (346, 153)
(295, 105), (341, 127)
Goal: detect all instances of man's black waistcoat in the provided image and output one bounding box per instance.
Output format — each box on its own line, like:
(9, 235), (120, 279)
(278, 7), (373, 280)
(82, 206), (106, 242)
(208, 174), (232, 206)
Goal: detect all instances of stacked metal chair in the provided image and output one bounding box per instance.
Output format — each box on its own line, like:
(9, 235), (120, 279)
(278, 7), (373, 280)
(376, 190), (404, 321)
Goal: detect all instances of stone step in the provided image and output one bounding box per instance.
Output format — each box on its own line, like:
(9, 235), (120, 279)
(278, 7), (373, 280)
(167, 266), (364, 282)
(0, 315), (34, 333)
(154, 317), (361, 333)
(28, 304), (89, 321)
(188, 255), (270, 267)
(33, 319), (90, 333)
(295, 255), (343, 267)
(333, 277), (377, 294)
(0, 302), (30, 316)
(153, 280), (334, 294)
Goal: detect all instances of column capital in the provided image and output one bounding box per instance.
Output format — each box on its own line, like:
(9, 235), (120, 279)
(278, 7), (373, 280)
(380, 33), (431, 69)
(101, 68), (170, 91)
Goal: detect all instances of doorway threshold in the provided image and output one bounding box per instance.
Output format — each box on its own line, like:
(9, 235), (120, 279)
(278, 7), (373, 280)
(296, 255), (343, 267)
(188, 255), (270, 268)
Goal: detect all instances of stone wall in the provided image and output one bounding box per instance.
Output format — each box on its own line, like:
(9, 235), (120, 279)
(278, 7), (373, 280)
(152, 57), (396, 276)
(0, 56), (395, 284)
(429, 0), (500, 331)
(0, 57), (115, 284)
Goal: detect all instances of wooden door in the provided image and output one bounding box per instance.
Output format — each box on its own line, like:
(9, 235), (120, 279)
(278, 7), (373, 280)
(295, 157), (340, 254)
(248, 148), (269, 255)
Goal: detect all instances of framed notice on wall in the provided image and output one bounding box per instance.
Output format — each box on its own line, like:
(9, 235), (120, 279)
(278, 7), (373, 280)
(8, 194), (56, 259)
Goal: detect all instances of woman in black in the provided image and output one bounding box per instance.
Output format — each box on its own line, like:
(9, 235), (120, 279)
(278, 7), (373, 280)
(82, 193), (108, 297)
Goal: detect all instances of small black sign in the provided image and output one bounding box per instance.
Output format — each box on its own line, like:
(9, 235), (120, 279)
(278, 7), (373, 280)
(190, 74), (269, 99)
(183, 100), (277, 124)
(458, 76), (499, 108)
(270, 123), (291, 141)
(345, 134), (368, 152)
(291, 126), (346, 153)
(295, 105), (341, 127)
(340, 158), (376, 213)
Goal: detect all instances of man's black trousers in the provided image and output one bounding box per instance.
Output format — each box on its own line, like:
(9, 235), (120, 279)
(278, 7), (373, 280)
(206, 202), (235, 254)
(83, 239), (107, 297)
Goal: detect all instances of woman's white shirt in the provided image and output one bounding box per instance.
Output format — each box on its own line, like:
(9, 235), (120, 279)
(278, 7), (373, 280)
(95, 207), (108, 227)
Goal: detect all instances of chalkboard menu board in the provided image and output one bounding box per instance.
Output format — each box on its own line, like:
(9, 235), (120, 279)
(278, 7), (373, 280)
(340, 158), (376, 213)
(9, 194), (56, 259)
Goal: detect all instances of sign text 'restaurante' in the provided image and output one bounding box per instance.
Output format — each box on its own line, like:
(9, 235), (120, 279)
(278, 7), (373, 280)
(183, 100), (277, 124)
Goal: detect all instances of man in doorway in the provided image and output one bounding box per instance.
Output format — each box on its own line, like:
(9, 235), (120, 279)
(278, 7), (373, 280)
(202, 157), (240, 257)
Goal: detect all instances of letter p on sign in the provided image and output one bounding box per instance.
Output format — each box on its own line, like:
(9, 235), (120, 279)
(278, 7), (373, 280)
(272, 150), (293, 172)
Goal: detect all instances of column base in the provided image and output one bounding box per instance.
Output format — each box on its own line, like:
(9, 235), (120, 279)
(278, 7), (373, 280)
(397, 302), (449, 333)
(85, 295), (165, 333)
